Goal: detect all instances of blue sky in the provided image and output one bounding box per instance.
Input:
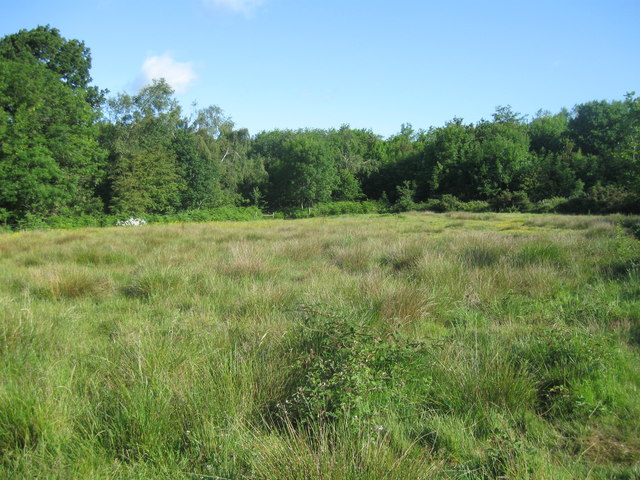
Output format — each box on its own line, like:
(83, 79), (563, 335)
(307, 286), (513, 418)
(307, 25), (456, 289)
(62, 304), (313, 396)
(2, 0), (639, 137)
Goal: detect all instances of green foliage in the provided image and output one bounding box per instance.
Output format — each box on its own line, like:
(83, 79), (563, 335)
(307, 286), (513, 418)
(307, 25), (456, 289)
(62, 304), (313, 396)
(530, 197), (569, 213)
(422, 194), (463, 212)
(282, 201), (384, 218)
(568, 99), (630, 158)
(2, 24), (640, 228)
(420, 119), (479, 200)
(143, 206), (262, 223)
(393, 180), (417, 212)
(172, 128), (216, 209)
(586, 184), (639, 214)
(405, 195), (491, 213)
(490, 190), (531, 212)
(620, 217), (640, 240)
(283, 308), (428, 423)
(472, 111), (532, 197)
(0, 25), (104, 106)
(513, 327), (614, 418)
(0, 59), (106, 222)
(528, 110), (569, 154)
(110, 145), (183, 215)
(524, 151), (584, 201)
(552, 185), (640, 215)
(102, 81), (186, 214)
(265, 133), (339, 208)
(3, 206), (263, 231)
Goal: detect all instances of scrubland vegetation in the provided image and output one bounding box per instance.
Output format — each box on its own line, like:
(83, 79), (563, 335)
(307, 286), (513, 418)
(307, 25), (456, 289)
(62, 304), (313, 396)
(1, 212), (639, 479)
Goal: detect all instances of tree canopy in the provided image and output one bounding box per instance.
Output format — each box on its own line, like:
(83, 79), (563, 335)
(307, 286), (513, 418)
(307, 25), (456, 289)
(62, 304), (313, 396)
(1, 25), (639, 225)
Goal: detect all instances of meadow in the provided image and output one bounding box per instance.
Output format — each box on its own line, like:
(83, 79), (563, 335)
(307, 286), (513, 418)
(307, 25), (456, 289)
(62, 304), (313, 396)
(1, 212), (639, 479)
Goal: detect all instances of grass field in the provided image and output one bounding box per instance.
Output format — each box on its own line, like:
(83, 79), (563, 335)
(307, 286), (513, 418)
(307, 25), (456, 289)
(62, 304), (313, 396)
(1, 212), (639, 479)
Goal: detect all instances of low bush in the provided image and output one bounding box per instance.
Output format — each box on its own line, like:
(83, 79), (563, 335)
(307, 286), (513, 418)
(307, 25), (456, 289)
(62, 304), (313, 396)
(530, 197), (570, 213)
(490, 190), (532, 213)
(416, 195), (490, 213)
(620, 217), (640, 240)
(279, 308), (429, 424)
(553, 186), (640, 215)
(142, 206), (262, 223)
(282, 201), (385, 219)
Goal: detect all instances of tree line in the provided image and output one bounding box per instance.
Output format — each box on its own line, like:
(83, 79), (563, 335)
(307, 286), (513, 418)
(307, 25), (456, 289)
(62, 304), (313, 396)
(1, 26), (639, 227)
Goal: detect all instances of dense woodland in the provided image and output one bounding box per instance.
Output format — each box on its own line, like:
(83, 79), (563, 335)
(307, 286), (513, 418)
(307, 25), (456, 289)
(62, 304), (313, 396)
(1, 26), (639, 227)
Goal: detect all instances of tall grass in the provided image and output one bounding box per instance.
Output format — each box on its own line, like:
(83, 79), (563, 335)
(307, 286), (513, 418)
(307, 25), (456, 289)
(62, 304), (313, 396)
(0, 212), (639, 478)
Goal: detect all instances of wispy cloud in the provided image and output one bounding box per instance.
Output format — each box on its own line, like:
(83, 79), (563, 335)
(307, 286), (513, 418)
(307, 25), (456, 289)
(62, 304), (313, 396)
(139, 54), (197, 93)
(203, 0), (266, 16)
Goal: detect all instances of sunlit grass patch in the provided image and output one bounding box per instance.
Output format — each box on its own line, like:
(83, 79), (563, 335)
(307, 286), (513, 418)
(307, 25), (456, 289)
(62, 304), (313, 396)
(24, 264), (115, 300)
(379, 241), (424, 272)
(512, 242), (566, 266)
(0, 211), (639, 478)
(122, 265), (188, 300)
(221, 241), (277, 278)
(247, 418), (440, 480)
(73, 249), (136, 266)
(328, 242), (375, 273)
(355, 274), (435, 330)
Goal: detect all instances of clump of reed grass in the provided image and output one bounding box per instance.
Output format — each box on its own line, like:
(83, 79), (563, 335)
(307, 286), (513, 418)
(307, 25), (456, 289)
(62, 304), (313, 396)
(379, 242), (424, 272)
(27, 265), (115, 300)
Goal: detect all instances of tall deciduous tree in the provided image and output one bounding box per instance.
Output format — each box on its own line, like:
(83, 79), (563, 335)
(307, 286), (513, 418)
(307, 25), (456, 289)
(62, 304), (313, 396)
(101, 80), (184, 214)
(265, 133), (338, 208)
(327, 126), (384, 201)
(419, 118), (478, 200)
(0, 25), (104, 107)
(528, 110), (569, 155)
(0, 59), (106, 221)
(471, 107), (531, 197)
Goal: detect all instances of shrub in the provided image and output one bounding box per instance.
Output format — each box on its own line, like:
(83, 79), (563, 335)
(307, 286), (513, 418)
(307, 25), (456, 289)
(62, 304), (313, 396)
(620, 217), (640, 240)
(393, 181), (418, 212)
(145, 206), (263, 223)
(7, 206), (264, 232)
(280, 308), (429, 424)
(555, 186), (640, 215)
(459, 200), (491, 212)
(490, 190), (531, 212)
(419, 196), (490, 213)
(420, 194), (461, 213)
(588, 184), (640, 214)
(530, 197), (570, 214)
(281, 201), (385, 219)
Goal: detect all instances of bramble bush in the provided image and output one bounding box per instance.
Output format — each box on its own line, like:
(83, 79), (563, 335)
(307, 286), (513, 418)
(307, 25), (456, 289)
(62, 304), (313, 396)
(279, 308), (429, 425)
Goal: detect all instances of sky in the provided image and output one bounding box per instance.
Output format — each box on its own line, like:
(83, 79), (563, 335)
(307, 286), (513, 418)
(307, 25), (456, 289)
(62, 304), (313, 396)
(1, 0), (639, 137)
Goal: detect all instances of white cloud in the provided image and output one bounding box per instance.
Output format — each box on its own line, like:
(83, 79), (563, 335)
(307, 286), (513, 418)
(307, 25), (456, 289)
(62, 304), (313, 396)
(203, 0), (266, 16)
(139, 54), (197, 93)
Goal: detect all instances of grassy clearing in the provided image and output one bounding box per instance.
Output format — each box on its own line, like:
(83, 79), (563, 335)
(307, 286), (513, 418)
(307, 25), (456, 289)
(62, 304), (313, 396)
(0, 212), (639, 479)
